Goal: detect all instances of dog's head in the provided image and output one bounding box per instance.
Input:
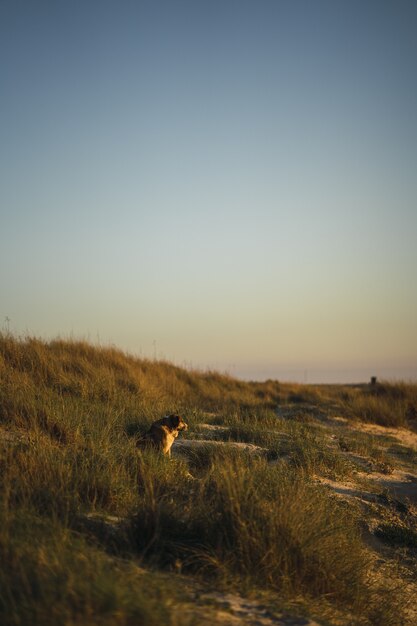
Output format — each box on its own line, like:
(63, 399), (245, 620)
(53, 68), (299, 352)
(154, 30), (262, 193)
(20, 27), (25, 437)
(168, 414), (188, 431)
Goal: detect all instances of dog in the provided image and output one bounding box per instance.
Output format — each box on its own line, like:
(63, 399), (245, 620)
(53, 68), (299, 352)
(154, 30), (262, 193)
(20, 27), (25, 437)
(136, 414), (188, 457)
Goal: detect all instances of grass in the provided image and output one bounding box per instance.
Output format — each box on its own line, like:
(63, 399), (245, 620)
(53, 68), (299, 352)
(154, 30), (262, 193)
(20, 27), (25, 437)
(0, 333), (415, 625)
(335, 382), (417, 428)
(133, 454), (368, 598)
(206, 410), (358, 477)
(375, 519), (417, 549)
(373, 501), (417, 550)
(0, 506), (187, 626)
(336, 432), (395, 474)
(387, 442), (417, 469)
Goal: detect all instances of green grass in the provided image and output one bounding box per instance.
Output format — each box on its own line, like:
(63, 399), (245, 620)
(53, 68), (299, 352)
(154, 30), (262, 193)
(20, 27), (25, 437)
(133, 455), (367, 596)
(336, 432), (395, 474)
(0, 334), (414, 625)
(0, 507), (187, 626)
(206, 411), (358, 477)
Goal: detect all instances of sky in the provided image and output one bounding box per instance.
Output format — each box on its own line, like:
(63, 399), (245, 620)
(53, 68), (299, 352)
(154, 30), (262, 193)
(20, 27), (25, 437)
(1, 0), (417, 383)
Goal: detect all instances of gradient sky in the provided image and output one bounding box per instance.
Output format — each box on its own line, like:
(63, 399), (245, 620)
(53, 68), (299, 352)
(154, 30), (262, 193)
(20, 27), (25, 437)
(1, 0), (417, 382)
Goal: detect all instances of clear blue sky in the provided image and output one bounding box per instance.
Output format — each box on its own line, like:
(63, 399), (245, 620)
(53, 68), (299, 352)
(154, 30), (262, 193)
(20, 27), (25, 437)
(1, 0), (416, 382)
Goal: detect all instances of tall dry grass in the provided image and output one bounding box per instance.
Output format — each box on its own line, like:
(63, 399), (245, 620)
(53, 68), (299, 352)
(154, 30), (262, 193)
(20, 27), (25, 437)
(335, 382), (417, 428)
(0, 334), (411, 625)
(0, 334), (284, 421)
(134, 454), (365, 594)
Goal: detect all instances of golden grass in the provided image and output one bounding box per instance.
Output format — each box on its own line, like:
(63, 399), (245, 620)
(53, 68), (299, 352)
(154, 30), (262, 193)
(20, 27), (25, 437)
(0, 333), (414, 625)
(338, 382), (417, 427)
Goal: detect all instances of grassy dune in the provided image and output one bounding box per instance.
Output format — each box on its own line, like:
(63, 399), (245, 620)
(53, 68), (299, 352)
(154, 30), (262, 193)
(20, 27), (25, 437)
(1, 334), (416, 625)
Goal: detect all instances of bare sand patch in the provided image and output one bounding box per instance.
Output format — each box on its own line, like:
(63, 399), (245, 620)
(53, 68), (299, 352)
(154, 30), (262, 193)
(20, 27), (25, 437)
(173, 438), (266, 456)
(366, 468), (417, 504)
(315, 477), (379, 506)
(191, 424), (230, 440)
(195, 592), (321, 626)
(349, 421), (417, 451)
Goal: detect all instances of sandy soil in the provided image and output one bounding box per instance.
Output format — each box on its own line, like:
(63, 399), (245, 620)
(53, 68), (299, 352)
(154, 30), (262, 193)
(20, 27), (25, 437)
(173, 438), (266, 456)
(350, 420), (417, 451)
(190, 592), (321, 625)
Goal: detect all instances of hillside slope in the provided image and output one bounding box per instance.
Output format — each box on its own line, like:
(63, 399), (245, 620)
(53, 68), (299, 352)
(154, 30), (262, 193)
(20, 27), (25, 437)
(1, 335), (416, 625)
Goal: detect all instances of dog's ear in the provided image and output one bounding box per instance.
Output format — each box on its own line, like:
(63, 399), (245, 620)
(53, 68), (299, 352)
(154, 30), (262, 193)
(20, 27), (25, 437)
(169, 414), (181, 428)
